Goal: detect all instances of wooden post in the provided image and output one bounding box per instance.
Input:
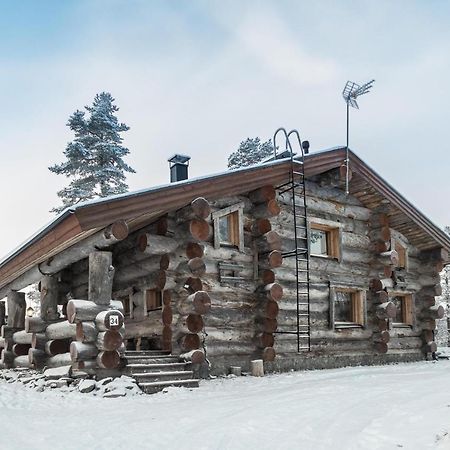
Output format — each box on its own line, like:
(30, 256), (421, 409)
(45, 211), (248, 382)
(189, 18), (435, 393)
(251, 359), (264, 377)
(7, 291), (26, 329)
(40, 276), (60, 321)
(88, 251), (114, 305)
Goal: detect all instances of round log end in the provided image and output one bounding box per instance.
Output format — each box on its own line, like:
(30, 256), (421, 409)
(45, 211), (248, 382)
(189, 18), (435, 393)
(266, 283), (283, 301)
(267, 199), (281, 217)
(184, 277), (203, 293)
(137, 233), (149, 253)
(191, 197), (211, 219)
(160, 254), (170, 271)
(268, 250), (283, 268)
(98, 350), (121, 369)
(163, 290), (172, 306)
(162, 306), (173, 326)
(99, 330), (123, 351)
(369, 279), (383, 293)
(385, 302), (397, 319)
(186, 242), (205, 259)
(188, 258), (206, 277)
(186, 314), (204, 333)
(192, 291), (212, 315)
(109, 221), (129, 241)
(261, 270), (276, 285)
(375, 342), (388, 354)
(426, 341), (437, 353)
(252, 218), (272, 236)
(189, 219), (210, 241)
(380, 330), (390, 344)
(265, 300), (279, 319)
(179, 333), (200, 352)
(262, 347), (276, 362)
(255, 332), (274, 348)
(162, 325), (172, 344)
(96, 310), (124, 331)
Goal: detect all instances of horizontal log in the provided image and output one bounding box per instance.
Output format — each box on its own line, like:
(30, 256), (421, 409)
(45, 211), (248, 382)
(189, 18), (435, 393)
(379, 250), (399, 267)
(13, 355), (30, 368)
(45, 352), (72, 368)
(45, 321), (77, 340)
(111, 256), (169, 286)
(70, 341), (98, 362)
(12, 343), (31, 357)
(0, 221), (129, 299)
(76, 322), (98, 343)
(137, 233), (179, 255)
(45, 339), (71, 356)
(66, 300), (124, 324)
(423, 305), (445, 320)
(12, 330), (32, 345)
(25, 316), (63, 334)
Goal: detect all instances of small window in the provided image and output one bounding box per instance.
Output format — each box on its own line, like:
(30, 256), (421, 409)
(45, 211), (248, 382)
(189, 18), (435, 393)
(391, 294), (413, 326)
(146, 290), (162, 312)
(309, 222), (340, 260)
(393, 240), (408, 269)
(218, 211), (240, 246)
(330, 287), (365, 328)
(212, 203), (244, 251)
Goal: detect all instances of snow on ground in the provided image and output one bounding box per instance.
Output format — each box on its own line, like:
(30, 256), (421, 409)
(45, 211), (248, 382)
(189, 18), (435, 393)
(1, 361), (450, 450)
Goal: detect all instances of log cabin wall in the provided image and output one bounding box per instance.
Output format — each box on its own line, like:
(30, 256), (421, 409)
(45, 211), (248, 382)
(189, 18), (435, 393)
(53, 179), (444, 377)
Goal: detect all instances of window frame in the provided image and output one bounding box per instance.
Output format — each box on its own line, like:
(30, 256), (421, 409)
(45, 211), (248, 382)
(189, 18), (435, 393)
(212, 202), (245, 252)
(390, 292), (414, 328)
(391, 238), (408, 270)
(308, 219), (342, 261)
(145, 289), (163, 313)
(329, 285), (366, 330)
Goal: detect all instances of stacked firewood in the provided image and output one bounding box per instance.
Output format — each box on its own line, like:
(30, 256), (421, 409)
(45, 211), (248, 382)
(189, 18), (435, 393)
(250, 186), (283, 362)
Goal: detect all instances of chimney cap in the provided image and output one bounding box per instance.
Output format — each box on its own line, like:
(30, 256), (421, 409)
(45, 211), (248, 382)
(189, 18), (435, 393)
(168, 154), (191, 165)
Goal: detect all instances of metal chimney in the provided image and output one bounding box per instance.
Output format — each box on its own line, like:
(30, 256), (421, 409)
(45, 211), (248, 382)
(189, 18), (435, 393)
(168, 154), (191, 182)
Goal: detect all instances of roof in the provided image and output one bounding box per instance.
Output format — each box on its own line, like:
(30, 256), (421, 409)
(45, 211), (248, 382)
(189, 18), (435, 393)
(0, 147), (449, 292)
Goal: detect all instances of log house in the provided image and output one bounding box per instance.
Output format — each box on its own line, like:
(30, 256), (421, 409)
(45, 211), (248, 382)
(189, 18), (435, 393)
(0, 147), (449, 380)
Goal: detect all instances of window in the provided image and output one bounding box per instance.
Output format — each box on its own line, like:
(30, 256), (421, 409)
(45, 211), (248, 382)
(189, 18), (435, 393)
(391, 293), (413, 326)
(212, 203), (244, 251)
(393, 240), (408, 269)
(119, 295), (132, 318)
(146, 289), (162, 312)
(309, 221), (341, 260)
(330, 287), (365, 329)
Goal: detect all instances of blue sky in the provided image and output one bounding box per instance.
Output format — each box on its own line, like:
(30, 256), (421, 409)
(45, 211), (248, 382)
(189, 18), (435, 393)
(1, 0), (450, 257)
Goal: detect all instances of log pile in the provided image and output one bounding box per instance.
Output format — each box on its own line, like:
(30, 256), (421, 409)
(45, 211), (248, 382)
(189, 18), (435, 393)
(251, 186), (282, 362)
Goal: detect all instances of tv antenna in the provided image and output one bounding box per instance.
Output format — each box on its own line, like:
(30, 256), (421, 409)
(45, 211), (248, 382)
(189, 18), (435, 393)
(342, 79), (375, 194)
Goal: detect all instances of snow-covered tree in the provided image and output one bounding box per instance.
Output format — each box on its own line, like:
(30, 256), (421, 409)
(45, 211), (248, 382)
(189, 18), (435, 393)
(49, 92), (135, 214)
(227, 137), (274, 170)
(436, 226), (450, 346)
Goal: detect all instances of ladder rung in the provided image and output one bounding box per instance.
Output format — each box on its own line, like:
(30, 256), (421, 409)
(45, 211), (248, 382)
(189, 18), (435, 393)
(292, 171), (304, 176)
(298, 313), (310, 316)
(297, 303), (310, 306)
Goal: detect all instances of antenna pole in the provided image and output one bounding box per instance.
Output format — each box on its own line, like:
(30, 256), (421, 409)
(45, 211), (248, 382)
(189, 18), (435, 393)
(346, 101), (350, 195)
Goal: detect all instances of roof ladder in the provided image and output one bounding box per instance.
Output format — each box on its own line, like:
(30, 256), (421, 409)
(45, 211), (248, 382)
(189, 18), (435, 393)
(273, 128), (311, 353)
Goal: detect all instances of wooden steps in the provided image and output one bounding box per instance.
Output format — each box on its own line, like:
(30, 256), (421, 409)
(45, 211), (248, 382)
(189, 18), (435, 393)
(124, 350), (199, 394)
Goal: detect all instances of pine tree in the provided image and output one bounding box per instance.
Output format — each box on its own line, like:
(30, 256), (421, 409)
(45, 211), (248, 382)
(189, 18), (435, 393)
(227, 137), (274, 170)
(49, 92), (135, 214)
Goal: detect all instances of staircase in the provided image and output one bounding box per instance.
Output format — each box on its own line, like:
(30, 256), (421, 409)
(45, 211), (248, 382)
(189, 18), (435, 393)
(125, 350), (199, 394)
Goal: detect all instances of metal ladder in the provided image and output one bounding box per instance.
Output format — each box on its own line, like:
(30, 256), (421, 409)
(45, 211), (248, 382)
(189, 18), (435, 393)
(273, 128), (311, 352)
